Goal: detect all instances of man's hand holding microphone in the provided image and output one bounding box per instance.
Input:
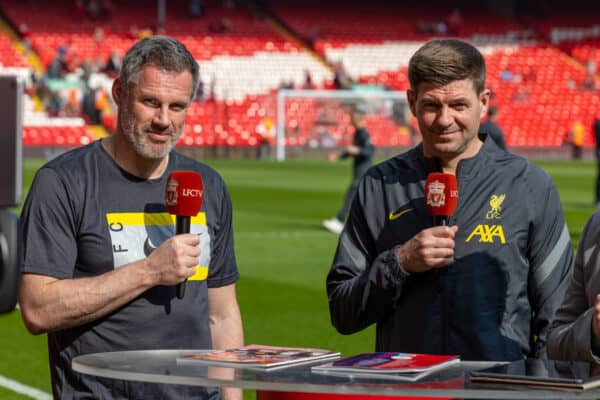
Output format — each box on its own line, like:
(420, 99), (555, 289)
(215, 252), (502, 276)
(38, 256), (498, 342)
(395, 173), (459, 273)
(142, 170), (205, 299)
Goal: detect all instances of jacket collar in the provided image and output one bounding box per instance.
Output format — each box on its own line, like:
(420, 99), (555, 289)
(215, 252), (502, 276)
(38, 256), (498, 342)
(416, 134), (500, 180)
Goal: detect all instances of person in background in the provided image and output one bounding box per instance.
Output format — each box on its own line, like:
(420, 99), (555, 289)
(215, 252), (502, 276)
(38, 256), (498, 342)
(547, 206), (600, 361)
(19, 36), (243, 400)
(583, 51), (597, 90)
(18, 23), (32, 53)
(255, 116), (275, 160)
(103, 50), (122, 76)
(568, 119), (585, 160)
(326, 39), (573, 361)
(323, 107), (374, 235)
(189, 0), (204, 17)
(445, 8), (463, 35)
(596, 117), (600, 206)
(303, 69), (315, 89)
(479, 105), (506, 149)
(333, 62), (353, 90)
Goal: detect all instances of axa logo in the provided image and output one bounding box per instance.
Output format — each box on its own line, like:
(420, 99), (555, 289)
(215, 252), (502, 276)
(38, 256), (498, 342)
(465, 224), (506, 244)
(486, 194), (505, 220)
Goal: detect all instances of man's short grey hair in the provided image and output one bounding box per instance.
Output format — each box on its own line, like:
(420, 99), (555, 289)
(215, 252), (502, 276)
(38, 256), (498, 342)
(120, 35), (200, 100)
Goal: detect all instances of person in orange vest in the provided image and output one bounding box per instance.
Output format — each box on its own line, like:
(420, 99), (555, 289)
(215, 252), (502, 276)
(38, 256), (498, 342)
(569, 119), (585, 160)
(255, 116), (275, 160)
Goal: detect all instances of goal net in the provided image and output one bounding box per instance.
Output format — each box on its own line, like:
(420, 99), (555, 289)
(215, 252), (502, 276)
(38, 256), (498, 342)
(275, 89), (412, 161)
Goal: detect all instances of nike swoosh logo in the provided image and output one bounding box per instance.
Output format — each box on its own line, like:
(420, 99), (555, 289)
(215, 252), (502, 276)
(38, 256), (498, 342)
(389, 208), (414, 221)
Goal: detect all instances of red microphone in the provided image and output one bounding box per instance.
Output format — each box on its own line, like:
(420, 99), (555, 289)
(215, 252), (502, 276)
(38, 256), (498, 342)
(424, 172), (458, 226)
(165, 170), (204, 299)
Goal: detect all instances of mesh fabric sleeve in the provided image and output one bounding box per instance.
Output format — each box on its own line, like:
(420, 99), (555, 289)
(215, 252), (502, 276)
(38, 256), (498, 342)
(526, 170), (575, 358)
(547, 213), (599, 362)
(326, 175), (408, 334)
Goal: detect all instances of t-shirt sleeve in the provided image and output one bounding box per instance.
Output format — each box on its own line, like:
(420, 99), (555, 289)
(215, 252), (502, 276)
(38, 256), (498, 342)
(20, 167), (79, 278)
(206, 175), (239, 288)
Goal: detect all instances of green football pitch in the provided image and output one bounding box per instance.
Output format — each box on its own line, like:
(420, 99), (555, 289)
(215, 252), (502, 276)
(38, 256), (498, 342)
(0, 157), (596, 399)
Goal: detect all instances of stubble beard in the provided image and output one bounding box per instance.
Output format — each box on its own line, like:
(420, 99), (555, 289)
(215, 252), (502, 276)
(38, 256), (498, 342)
(119, 107), (182, 160)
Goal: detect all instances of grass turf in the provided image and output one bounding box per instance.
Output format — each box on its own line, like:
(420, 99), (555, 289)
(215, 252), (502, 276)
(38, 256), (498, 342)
(0, 157), (596, 398)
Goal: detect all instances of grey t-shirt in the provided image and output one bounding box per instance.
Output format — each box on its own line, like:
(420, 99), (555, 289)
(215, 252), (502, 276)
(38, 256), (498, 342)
(20, 140), (239, 399)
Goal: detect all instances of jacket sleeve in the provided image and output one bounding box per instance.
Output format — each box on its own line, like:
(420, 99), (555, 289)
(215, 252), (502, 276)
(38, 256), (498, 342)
(326, 174), (408, 334)
(547, 214), (600, 362)
(527, 172), (575, 358)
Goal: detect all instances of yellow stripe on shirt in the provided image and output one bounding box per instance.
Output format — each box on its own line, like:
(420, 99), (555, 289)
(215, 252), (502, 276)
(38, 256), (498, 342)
(106, 212), (207, 226)
(189, 266), (209, 281)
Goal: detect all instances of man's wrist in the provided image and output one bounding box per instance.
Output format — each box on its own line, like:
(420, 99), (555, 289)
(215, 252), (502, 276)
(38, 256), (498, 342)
(386, 246), (410, 284)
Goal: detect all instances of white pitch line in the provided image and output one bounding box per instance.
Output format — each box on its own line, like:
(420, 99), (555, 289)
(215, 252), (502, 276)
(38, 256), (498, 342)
(0, 375), (52, 400)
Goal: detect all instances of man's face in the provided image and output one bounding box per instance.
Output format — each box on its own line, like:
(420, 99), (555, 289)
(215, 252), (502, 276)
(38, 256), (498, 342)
(113, 64), (193, 159)
(407, 79), (489, 161)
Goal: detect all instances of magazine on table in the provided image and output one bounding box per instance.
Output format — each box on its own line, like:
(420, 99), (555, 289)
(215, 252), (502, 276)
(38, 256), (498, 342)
(311, 352), (460, 382)
(177, 344), (340, 370)
(470, 359), (600, 391)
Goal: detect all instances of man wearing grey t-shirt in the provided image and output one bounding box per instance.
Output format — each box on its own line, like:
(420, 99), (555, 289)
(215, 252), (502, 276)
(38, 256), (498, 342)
(19, 36), (243, 399)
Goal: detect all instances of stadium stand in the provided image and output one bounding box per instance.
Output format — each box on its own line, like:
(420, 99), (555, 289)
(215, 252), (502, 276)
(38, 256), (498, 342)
(0, 33), (26, 67)
(0, 0), (598, 152)
(267, 0), (600, 149)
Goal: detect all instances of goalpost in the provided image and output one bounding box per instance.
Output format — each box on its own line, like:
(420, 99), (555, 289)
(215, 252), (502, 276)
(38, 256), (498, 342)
(275, 89), (410, 161)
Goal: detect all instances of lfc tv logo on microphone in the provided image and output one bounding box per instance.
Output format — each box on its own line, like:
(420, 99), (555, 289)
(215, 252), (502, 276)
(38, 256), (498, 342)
(183, 188), (203, 197)
(166, 178), (178, 206)
(426, 180), (446, 207)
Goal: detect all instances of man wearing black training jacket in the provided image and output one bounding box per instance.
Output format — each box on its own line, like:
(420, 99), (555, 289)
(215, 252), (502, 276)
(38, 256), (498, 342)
(326, 39), (573, 361)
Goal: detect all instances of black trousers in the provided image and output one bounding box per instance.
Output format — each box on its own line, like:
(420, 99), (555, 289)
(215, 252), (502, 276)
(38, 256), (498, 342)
(336, 163), (370, 222)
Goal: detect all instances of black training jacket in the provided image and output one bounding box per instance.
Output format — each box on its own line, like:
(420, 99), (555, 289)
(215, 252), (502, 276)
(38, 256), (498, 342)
(327, 136), (573, 361)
